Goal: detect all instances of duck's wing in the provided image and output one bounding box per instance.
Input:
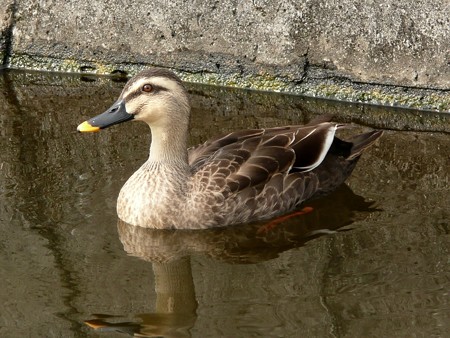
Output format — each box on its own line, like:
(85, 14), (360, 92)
(188, 121), (339, 170)
(188, 129), (264, 172)
(188, 122), (340, 196)
(187, 115), (336, 170)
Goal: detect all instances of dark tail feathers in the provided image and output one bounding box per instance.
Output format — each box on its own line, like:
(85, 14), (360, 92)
(348, 130), (383, 160)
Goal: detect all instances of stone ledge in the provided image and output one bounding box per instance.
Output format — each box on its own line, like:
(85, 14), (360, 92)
(7, 53), (450, 113)
(1, 0), (449, 112)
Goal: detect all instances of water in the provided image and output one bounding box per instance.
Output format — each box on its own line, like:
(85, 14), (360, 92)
(0, 70), (449, 337)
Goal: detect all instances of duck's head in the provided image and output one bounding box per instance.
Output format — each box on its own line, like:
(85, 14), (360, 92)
(77, 68), (190, 132)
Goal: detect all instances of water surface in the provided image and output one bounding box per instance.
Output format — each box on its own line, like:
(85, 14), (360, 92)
(0, 70), (449, 337)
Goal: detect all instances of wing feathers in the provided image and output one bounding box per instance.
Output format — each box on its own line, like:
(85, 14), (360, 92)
(188, 118), (382, 222)
(188, 129), (263, 169)
(291, 123), (337, 171)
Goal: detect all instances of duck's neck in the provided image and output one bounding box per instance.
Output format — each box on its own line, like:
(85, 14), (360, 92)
(147, 122), (190, 170)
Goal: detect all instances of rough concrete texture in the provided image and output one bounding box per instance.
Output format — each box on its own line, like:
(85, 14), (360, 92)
(0, 0), (449, 110)
(0, 0), (14, 65)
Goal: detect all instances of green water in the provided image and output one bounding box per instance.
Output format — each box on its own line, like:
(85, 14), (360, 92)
(0, 70), (449, 337)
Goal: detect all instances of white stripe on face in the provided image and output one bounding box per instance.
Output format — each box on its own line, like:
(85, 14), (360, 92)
(121, 76), (188, 120)
(122, 77), (182, 100)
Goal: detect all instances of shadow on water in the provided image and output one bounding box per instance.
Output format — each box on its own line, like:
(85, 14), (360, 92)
(0, 69), (449, 337)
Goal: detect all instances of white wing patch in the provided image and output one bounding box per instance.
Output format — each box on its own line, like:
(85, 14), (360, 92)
(294, 124), (337, 171)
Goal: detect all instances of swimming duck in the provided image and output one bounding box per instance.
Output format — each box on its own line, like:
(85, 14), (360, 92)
(77, 68), (382, 229)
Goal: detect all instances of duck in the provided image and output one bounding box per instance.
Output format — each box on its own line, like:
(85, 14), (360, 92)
(77, 68), (382, 229)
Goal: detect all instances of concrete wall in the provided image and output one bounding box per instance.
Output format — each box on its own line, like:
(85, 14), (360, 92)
(0, 0), (449, 110)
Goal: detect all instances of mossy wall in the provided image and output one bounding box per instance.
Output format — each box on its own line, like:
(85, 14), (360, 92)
(0, 0), (449, 111)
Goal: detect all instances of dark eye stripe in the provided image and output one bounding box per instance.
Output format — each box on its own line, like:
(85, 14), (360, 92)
(123, 84), (168, 102)
(150, 84), (168, 93)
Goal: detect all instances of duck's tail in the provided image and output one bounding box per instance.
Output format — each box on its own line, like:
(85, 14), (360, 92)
(347, 130), (384, 160)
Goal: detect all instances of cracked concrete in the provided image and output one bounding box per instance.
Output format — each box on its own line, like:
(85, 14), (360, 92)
(0, 0), (16, 67)
(0, 0), (449, 111)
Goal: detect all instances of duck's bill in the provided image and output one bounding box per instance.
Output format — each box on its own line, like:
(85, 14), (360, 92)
(77, 100), (134, 132)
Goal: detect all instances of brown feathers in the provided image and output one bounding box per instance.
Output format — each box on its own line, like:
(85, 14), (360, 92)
(185, 121), (382, 227)
(83, 68), (383, 229)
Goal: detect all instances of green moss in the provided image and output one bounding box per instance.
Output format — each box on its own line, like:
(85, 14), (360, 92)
(177, 71), (289, 92)
(292, 83), (449, 112)
(6, 53), (450, 112)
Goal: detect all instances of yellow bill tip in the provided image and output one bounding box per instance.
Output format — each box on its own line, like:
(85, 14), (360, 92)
(77, 121), (100, 132)
(84, 320), (106, 329)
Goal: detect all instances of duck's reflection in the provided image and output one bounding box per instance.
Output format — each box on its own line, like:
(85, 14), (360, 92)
(85, 184), (378, 337)
(85, 257), (197, 337)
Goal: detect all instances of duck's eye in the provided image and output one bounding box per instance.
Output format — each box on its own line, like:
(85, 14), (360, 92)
(142, 84), (153, 93)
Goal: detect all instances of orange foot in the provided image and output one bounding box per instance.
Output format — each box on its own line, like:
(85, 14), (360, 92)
(256, 206), (314, 235)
